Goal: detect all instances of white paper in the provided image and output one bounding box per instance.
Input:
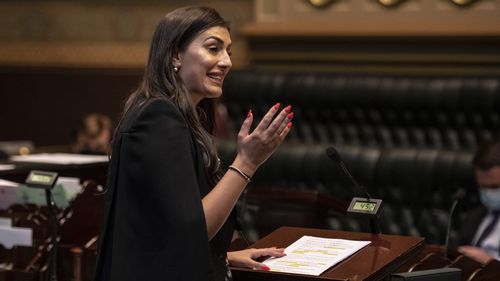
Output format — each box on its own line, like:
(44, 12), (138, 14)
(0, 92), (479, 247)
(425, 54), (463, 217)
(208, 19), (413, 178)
(0, 164), (15, 171)
(56, 177), (82, 201)
(11, 153), (108, 165)
(0, 225), (32, 249)
(0, 217), (11, 226)
(0, 181), (18, 210)
(263, 235), (371, 276)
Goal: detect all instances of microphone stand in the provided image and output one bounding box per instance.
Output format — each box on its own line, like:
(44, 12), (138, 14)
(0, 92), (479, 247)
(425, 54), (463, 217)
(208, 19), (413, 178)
(338, 160), (381, 233)
(326, 147), (383, 234)
(24, 171), (59, 281)
(444, 198), (459, 260)
(45, 189), (59, 281)
(443, 188), (465, 260)
(369, 218), (380, 235)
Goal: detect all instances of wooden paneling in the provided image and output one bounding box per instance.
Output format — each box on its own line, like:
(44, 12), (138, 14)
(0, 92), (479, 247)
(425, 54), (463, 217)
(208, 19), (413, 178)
(0, 67), (142, 146)
(243, 0), (500, 75)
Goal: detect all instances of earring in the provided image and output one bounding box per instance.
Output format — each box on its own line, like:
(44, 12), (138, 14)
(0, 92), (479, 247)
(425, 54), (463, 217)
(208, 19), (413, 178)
(173, 66), (179, 72)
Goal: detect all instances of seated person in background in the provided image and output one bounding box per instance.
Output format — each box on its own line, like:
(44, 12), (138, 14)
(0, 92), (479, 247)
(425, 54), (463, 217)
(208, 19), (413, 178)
(458, 141), (500, 264)
(71, 113), (112, 155)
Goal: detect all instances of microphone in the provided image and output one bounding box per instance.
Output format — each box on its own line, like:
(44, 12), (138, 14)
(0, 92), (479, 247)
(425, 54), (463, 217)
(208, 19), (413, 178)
(326, 147), (371, 200)
(444, 188), (465, 259)
(326, 146), (383, 234)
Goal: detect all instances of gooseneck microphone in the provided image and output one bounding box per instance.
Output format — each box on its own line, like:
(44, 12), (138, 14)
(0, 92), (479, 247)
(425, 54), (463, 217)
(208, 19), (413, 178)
(326, 146), (383, 234)
(444, 188), (465, 260)
(326, 147), (371, 200)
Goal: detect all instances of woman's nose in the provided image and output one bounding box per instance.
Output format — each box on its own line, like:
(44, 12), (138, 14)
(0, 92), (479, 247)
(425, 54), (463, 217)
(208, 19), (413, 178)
(218, 52), (232, 68)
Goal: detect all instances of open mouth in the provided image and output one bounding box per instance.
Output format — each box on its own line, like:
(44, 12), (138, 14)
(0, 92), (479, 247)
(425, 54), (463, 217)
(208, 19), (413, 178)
(207, 73), (223, 84)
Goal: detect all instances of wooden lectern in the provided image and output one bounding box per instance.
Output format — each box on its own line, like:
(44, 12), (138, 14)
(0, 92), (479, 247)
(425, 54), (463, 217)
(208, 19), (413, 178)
(231, 227), (425, 281)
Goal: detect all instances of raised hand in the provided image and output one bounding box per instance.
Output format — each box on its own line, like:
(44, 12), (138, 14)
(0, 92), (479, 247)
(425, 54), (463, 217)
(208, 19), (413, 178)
(233, 103), (293, 176)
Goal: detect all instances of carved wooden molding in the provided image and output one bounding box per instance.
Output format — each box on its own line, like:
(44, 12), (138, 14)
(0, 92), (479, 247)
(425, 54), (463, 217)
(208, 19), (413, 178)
(375, 0), (408, 8)
(449, 0), (481, 7)
(306, 0), (336, 9)
(253, 0), (500, 36)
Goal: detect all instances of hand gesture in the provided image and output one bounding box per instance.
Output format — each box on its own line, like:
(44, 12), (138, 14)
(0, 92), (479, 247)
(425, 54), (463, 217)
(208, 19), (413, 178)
(234, 103), (293, 175)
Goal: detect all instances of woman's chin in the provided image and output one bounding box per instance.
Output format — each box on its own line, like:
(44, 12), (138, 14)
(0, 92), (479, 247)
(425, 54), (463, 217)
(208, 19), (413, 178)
(205, 89), (223, 99)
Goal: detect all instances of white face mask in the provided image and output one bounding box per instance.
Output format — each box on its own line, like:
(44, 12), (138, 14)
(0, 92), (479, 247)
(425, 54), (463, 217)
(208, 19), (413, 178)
(479, 188), (500, 211)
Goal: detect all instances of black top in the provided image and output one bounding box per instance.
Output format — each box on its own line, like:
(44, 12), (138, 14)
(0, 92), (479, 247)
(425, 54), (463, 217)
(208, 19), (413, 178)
(94, 98), (235, 281)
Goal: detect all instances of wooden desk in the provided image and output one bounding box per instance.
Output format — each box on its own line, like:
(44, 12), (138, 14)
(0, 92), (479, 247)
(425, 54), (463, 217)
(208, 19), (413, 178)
(232, 226), (425, 281)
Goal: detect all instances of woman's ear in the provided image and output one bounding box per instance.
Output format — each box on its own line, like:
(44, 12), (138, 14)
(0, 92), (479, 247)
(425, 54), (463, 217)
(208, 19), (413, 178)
(172, 53), (181, 69)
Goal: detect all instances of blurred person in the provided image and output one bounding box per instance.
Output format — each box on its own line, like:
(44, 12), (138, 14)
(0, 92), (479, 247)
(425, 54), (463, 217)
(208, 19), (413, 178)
(457, 141), (500, 263)
(72, 113), (112, 155)
(94, 6), (293, 281)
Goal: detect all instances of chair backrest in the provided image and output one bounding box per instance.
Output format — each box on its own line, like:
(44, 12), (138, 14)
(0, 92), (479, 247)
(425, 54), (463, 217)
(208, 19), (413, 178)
(217, 141), (478, 242)
(221, 71), (500, 151)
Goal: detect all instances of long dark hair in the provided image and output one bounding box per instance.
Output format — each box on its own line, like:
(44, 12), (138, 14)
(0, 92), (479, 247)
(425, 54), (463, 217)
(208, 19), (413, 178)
(116, 6), (229, 185)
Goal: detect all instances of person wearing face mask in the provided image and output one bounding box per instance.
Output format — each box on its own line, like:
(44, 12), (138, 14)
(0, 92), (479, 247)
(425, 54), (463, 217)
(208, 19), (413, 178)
(94, 6), (292, 281)
(457, 141), (500, 264)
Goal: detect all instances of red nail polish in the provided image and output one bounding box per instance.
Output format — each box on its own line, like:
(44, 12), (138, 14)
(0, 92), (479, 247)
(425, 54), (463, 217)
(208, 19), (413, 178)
(273, 102), (281, 110)
(262, 265), (270, 271)
(247, 109), (252, 118)
(284, 105), (292, 113)
(287, 112), (294, 120)
(287, 122), (292, 128)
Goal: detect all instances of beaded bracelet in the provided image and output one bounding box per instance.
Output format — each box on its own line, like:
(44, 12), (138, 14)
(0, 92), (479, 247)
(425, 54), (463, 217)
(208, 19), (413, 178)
(228, 165), (251, 182)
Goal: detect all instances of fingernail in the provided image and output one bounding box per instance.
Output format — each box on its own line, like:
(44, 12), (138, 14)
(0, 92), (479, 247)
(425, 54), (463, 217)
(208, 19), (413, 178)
(262, 265), (270, 271)
(287, 112), (294, 120)
(287, 122), (292, 128)
(273, 102), (281, 110)
(284, 105), (292, 113)
(247, 109), (252, 118)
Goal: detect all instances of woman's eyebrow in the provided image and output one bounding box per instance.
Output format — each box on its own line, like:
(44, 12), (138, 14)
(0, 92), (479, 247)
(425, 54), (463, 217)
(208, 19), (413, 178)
(204, 36), (232, 47)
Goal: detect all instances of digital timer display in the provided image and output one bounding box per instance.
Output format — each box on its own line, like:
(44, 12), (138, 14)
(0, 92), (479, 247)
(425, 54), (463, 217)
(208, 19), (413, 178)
(25, 170), (58, 189)
(352, 201), (377, 212)
(30, 174), (54, 184)
(347, 197), (383, 219)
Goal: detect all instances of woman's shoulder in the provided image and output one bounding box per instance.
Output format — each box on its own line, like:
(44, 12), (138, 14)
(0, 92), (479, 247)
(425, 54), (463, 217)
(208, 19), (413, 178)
(143, 96), (177, 109)
(119, 97), (184, 133)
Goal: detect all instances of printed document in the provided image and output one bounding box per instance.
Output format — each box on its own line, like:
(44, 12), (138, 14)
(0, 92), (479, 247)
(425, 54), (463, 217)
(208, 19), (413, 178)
(263, 235), (371, 276)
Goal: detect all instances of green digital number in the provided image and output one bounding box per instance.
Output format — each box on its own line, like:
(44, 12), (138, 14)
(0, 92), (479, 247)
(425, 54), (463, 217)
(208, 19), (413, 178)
(31, 174), (53, 184)
(353, 201), (376, 212)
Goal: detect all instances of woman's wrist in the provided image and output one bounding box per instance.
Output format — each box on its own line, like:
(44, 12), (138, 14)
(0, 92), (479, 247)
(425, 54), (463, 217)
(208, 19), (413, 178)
(228, 165), (251, 182)
(231, 155), (257, 178)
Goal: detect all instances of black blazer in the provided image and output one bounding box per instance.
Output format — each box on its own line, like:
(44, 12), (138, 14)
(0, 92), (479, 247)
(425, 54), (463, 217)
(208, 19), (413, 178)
(94, 98), (235, 281)
(458, 206), (488, 245)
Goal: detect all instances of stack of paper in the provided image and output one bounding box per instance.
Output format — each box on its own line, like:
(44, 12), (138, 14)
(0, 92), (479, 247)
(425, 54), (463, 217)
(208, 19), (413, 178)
(0, 217), (32, 249)
(0, 179), (18, 210)
(263, 235), (371, 276)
